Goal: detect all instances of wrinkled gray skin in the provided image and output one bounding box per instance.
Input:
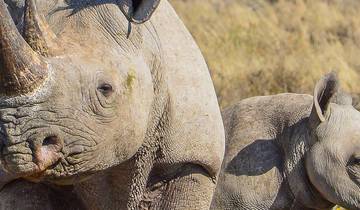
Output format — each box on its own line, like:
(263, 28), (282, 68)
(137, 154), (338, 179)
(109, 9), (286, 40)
(211, 73), (360, 210)
(0, 0), (225, 209)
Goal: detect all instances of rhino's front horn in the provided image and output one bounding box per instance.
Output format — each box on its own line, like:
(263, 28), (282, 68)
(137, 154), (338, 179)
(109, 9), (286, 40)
(23, 0), (59, 56)
(0, 0), (48, 96)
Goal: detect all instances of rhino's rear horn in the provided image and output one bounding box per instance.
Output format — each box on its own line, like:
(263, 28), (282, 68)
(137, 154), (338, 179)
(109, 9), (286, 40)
(0, 0), (48, 96)
(23, 0), (59, 57)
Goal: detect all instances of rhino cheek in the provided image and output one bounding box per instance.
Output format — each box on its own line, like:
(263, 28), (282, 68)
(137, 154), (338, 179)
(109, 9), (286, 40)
(113, 63), (153, 162)
(305, 146), (360, 209)
(112, 118), (149, 162)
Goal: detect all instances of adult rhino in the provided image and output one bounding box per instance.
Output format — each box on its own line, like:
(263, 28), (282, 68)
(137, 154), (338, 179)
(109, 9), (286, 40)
(211, 73), (360, 210)
(0, 0), (225, 209)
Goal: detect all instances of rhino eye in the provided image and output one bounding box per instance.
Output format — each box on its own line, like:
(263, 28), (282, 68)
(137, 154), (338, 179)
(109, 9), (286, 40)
(97, 83), (113, 97)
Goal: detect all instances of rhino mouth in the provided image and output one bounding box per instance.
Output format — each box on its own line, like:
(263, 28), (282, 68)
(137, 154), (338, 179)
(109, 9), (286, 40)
(0, 106), (101, 182)
(1, 135), (64, 178)
(1, 145), (90, 183)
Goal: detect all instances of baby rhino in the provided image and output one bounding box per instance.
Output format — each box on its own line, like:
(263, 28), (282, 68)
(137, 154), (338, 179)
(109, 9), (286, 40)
(212, 73), (360, 210)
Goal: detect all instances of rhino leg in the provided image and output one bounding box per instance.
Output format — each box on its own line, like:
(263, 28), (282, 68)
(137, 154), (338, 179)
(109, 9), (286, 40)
(211, 166), (286, 209)
(145, 164), (216, 210)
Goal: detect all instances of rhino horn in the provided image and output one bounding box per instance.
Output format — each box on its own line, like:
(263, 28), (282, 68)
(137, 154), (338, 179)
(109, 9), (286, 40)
(0, 0), (48, 96)
(23, 0), (59, 56)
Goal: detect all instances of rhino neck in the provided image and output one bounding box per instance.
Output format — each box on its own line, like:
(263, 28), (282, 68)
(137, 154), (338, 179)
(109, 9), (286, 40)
(72, 158), (140, 209)
(72, 143), (161, 209)
(278, 116), (334, 209)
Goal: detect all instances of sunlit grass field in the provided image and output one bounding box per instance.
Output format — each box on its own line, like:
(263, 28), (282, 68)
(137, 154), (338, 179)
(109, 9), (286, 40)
(170, 0), (360, 108)
(170, 0), (359, 209)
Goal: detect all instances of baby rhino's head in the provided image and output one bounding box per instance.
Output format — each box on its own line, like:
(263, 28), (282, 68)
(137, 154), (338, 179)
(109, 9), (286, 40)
(306, 73), (360, 210)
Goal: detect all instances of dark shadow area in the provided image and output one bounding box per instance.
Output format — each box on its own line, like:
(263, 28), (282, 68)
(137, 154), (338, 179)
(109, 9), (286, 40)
(222, 118), (315, 208)
(269, 179), (293, 209)
(225, 139), (283, 176)
(51, 0), (124, 17)
(48, 0), (134, 36)
(0, 179), (86, 210)
(4, 0), (25, 25)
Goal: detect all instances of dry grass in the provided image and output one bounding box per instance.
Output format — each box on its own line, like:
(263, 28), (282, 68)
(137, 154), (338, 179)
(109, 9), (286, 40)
(170, 0), (360, 108)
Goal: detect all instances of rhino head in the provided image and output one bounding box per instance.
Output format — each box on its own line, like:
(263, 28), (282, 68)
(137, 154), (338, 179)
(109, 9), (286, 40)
(0, 0), (161, 184)
(305, 73), (360, 209)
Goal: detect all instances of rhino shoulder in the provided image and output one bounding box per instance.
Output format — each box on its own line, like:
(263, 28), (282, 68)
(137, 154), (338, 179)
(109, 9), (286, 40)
(148, 1), (225, 179)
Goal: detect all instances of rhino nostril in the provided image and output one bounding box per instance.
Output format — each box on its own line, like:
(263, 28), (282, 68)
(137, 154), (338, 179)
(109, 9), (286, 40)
(33, 135), (63, 171)
(41, 135), (63, 153)
(42, 136), (59, 147)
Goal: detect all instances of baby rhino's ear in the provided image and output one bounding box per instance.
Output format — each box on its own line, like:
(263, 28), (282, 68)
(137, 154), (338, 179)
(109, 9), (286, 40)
(309, 72), (339, 128)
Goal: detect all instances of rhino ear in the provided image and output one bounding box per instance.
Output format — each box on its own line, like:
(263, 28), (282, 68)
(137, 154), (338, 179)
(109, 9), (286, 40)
(119, 0), (160, 24)
(309, 72), (339, 128)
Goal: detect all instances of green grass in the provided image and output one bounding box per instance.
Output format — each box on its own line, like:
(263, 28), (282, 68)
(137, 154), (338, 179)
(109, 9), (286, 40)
(170, 0), (360, 108)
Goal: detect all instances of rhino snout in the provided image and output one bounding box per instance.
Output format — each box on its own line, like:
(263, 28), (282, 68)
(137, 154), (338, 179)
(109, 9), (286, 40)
(32, 135), (64, 172)
(2, 134), (64, 176)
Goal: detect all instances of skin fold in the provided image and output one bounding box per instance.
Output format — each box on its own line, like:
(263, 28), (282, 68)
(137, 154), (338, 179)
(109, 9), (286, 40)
(212, 73), (360, 210)
(0, 0), (225, 209)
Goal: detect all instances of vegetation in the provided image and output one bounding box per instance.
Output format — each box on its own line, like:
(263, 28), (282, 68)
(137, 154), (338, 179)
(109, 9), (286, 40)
(170, 0), (360, 108)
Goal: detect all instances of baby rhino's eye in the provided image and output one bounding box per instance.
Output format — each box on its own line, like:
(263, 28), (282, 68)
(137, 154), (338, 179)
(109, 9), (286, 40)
(354, 158), (360, 165)
(97, 83), (113, 97)
(350, 154), (360, 165)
